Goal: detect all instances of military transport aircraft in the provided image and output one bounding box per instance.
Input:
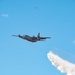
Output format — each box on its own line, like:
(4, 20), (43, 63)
(12, 33), (51, 42)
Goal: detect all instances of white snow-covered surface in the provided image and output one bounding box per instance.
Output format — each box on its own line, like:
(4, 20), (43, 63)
(47, 51), (75, 75)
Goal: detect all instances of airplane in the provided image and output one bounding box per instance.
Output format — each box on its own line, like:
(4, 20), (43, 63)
(12, 33), (51, 42)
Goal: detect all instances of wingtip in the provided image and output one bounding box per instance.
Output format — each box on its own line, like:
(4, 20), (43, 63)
(47, 37), (51, 39)
(50, 37), (51, 38)
(12, 35), (18, 37)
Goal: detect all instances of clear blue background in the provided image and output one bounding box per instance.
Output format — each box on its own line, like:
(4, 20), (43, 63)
(0, 0), (75, 75)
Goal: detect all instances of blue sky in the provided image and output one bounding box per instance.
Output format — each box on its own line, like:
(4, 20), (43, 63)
(0, 0), (75, 75)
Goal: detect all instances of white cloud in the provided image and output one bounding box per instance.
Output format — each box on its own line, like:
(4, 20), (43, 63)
(72, 40), (75, 45)
(47, 51), (75, 75)
(1, 14), (9, 17)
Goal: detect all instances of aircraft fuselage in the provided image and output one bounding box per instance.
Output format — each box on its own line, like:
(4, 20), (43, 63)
(19, 35), (37, 42)
(12, 33), (51, 42)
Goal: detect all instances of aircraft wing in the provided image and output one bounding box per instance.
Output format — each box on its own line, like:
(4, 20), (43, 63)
(12, 35), (22, 38)
(40, 37), (51, 39)
(12, 35), (19, 37)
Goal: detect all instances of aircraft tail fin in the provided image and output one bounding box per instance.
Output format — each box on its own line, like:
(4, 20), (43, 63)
(37, 33), (40, 39)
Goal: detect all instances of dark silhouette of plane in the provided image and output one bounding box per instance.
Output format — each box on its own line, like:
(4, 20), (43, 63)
(12, 33), (51, 42)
